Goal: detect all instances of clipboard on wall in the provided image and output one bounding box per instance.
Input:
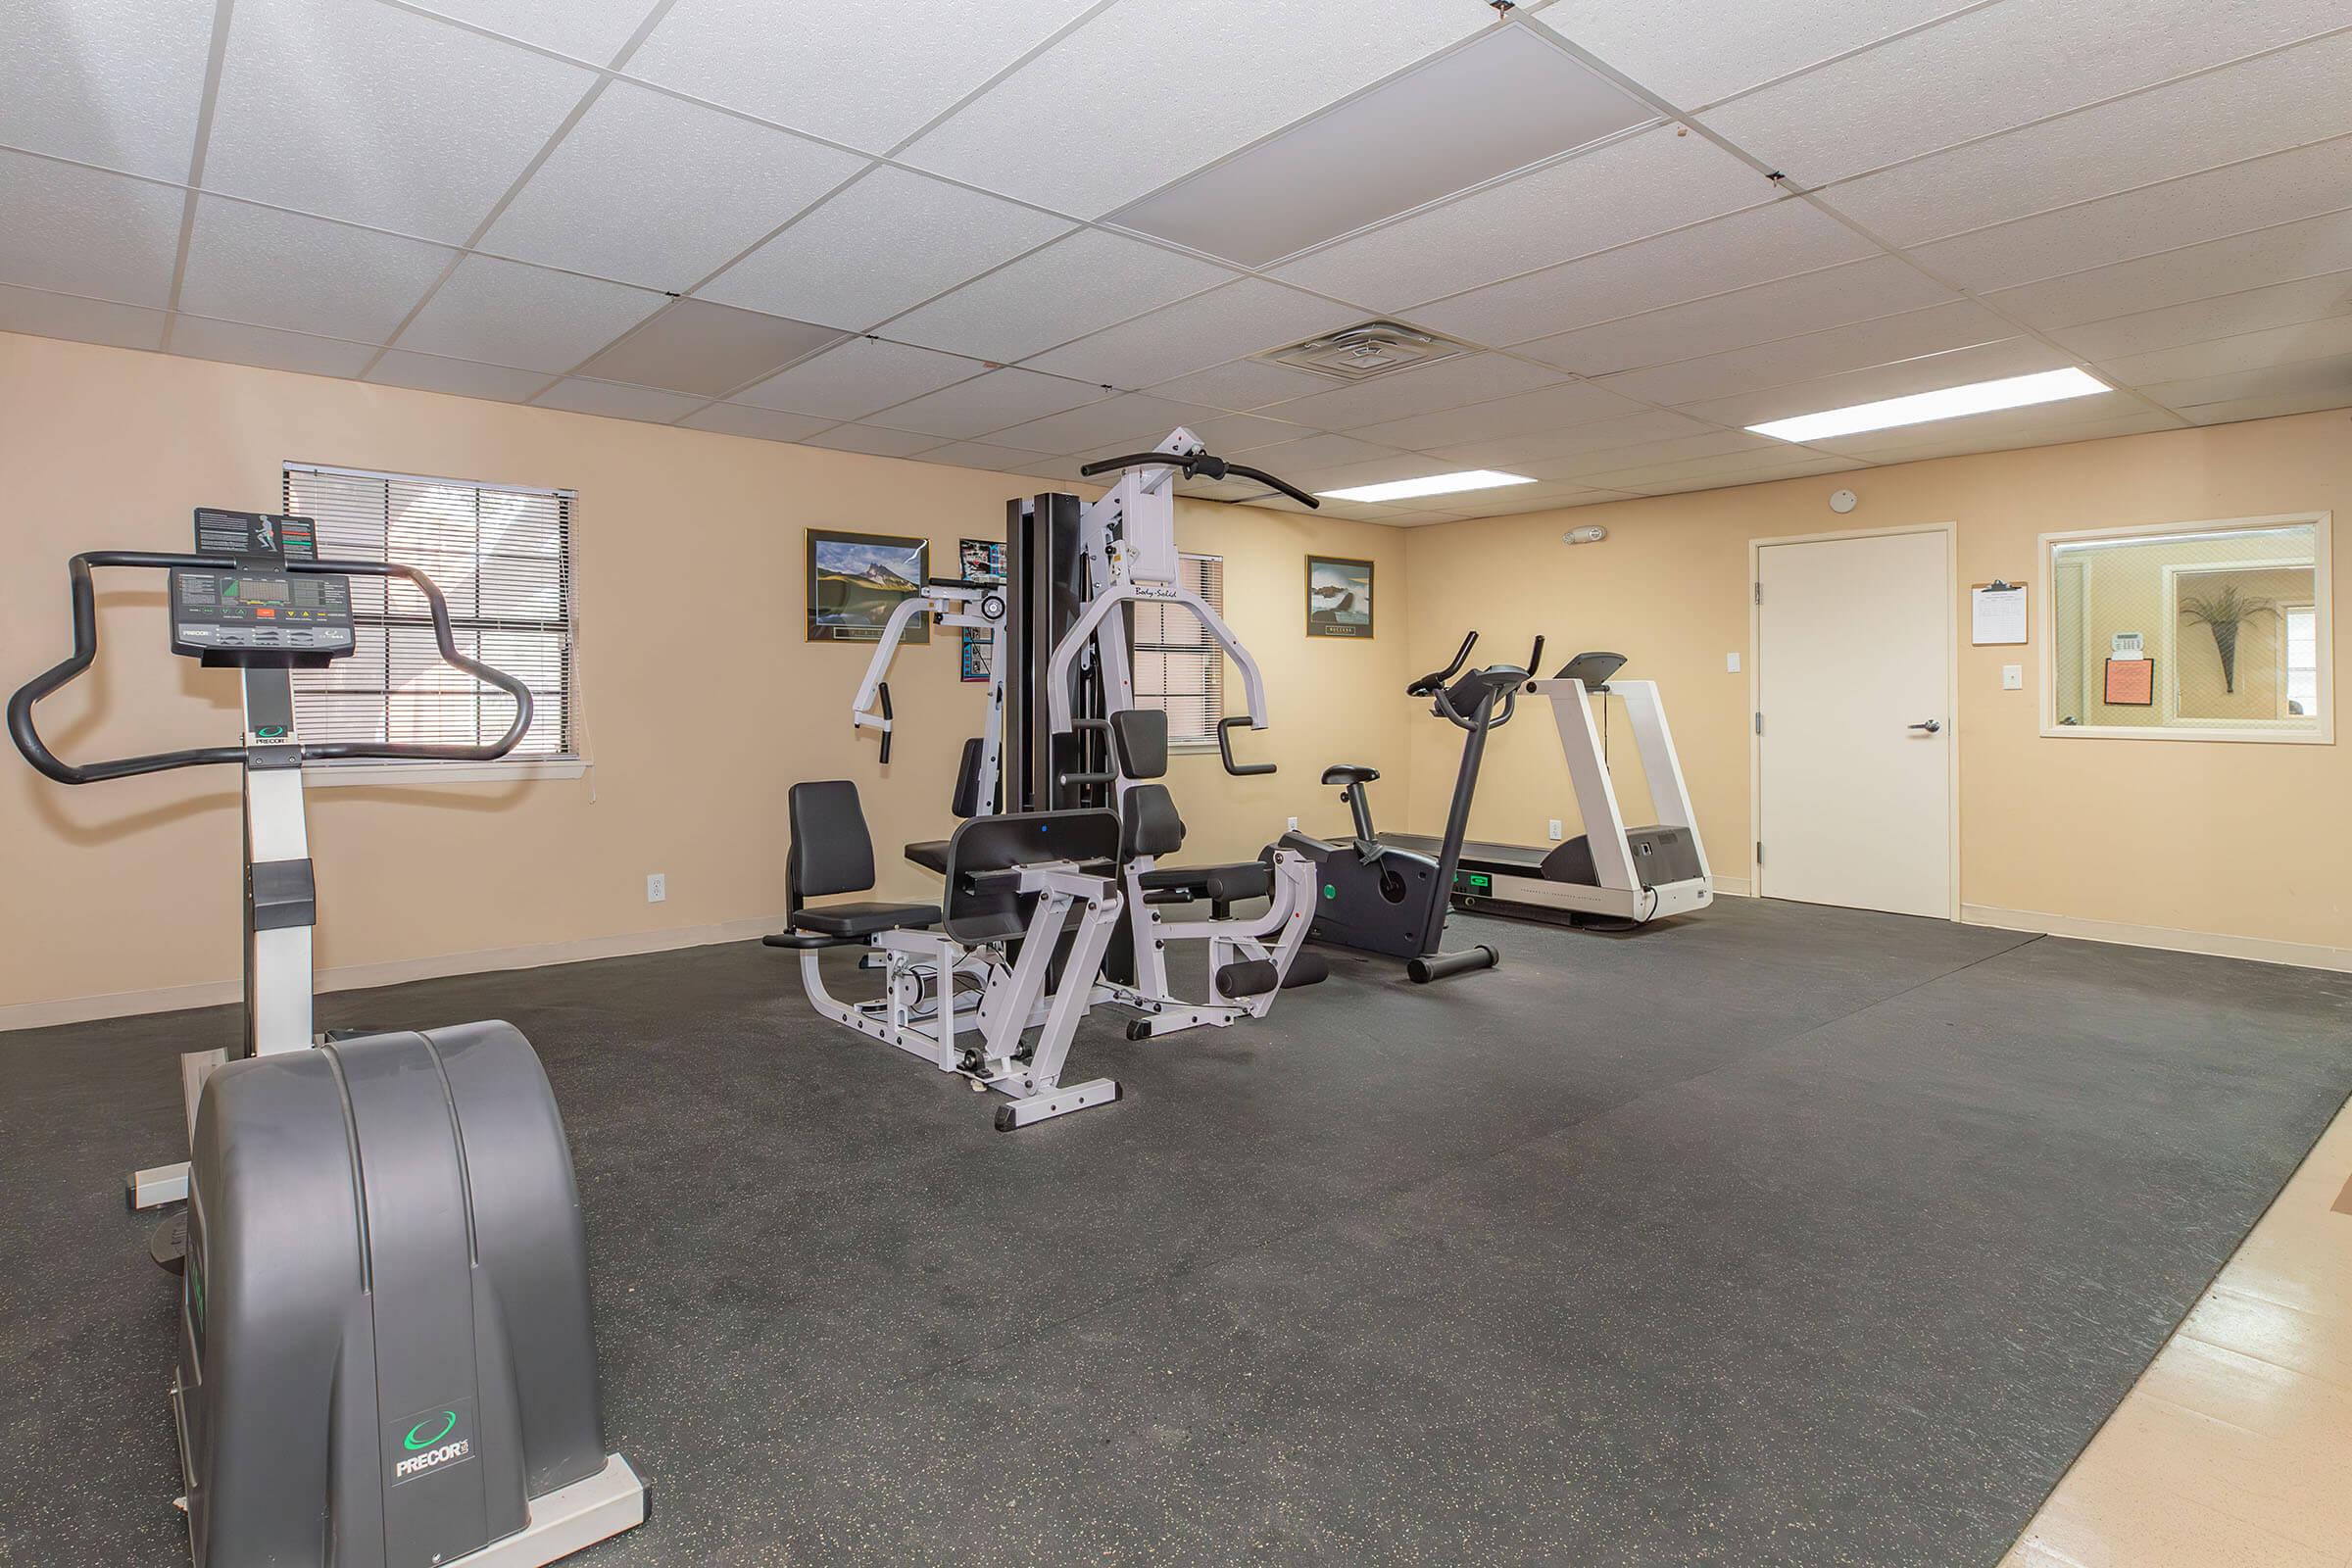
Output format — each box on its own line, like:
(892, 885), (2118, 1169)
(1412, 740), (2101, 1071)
(1970, 580), (2028, 644)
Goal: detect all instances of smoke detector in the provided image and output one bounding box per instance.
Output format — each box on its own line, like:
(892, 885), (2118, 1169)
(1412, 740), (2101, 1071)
(1257, 320), (1473, 382)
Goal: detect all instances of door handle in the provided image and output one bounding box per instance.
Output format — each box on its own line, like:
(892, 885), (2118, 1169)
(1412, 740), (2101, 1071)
(1909, 719), (1942, 734)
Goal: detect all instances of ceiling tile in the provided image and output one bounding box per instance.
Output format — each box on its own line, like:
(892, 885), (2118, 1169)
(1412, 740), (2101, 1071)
(1697, 0), (2350, 186)
(1407, 198), (1879, 347)
(1422, 411), (1731, 468)
(1233, 431), (1416, 473)
(2048, 270), (2352, 362)
(732, 336), (987, 419)
(1514, 255), (1962, 377)
(2137, 353), (2352, 414)
(1272, 126), (1773, 312)
(1183, 412), (1317, 452)
(630, 0), (1100, 153)
(1594, 299), (2015, 407)
(881, 228), (1234, 364)
(1819, 32), (2352, 247)
(1257, 453), (1450, 494)
(1853, 415), (2183, 463)
(1146, 357), (1338, 411)
(803, 423), (943, 458)
(399, 0), (660, 62)
(2, 0), (215, 179)
(1910, 137), (2352, 295)
(697, 166), (1072, 331)
(1442, 485), (1628, 517)
(204, 0), (595, 243)
(1535, 0), (1973, 110)
(179, 197), (456, 341)
(1264, 353), (1567, 431)
(1348, 378), (1653, 450)
(676, 403), (834, 443)
(573, 298), (846, 396)
(2098, 313), (2352, 387)
(1110, 27), (1653, 267)
(901, 0), (1490, 217)
(985, 394), (1223, 456)
(0, 152), (184, 306)
(365, 349), (552, 402)
(1514, 429), (1782, 481)
(1021, 279), (1359, 388)
(1581, 449), (1864, 494)
(481, 80), (863, 290)
(1671, 336), (2078, 428)
(0, 280), (167, 350)
(1985, 208), (2352, 329)
(1802, 393), (2168, 458)
(2179, 386), (2352, 424)
(913, 441), (1063, 476)
(530, 375), (704, 421)
(170, 316), (376, 377)
(394, 253), (665, 371)
(865, 367), (1111, 440)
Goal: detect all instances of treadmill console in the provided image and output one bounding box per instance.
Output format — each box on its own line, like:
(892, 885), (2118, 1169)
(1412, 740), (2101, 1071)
(171, 510), (355, 665)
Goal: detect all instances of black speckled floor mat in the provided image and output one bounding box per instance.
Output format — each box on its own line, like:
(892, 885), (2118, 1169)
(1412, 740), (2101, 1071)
(4, 898), (2347, 1565)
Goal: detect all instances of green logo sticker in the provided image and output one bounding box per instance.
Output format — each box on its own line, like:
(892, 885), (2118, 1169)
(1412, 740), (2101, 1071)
(1323, 884), (1337, 899)
(404, 1410), (459, 1450)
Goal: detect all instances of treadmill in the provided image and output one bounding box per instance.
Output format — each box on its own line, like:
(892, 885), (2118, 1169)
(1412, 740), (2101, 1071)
(1387, 651), (1713, 929)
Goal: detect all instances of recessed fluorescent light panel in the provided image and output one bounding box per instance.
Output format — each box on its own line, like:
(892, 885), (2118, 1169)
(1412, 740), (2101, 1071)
(1748, 368), (2110, 443)
(1320, 469), (1536, 503)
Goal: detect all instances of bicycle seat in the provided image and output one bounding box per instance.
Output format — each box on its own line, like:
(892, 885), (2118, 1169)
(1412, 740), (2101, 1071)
(1321, 764), (1380, 786)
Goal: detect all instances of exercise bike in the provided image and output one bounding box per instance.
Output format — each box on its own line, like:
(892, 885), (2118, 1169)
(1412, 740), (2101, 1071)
(8, 509), (644, 1568)
(1279, 631), (1542, 983)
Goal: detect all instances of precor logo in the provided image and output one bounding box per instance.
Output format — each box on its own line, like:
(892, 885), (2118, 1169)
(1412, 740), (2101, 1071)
(389, 1401), (476, 1484)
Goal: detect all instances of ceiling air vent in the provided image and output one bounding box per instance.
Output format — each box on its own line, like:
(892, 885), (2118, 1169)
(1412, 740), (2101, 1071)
(1257, 321), (1472, 382)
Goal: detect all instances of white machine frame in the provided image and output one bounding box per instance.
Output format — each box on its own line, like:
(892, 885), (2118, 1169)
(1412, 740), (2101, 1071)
(852, 577), (1006, 794)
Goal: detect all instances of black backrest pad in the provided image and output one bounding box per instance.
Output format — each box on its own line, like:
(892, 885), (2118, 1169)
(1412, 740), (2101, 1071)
(941, 808), (1123, 943)
(788, 780), (876, 898)
(951, 737), (987, 818)
(1109, 709), (1168, 780)
(1120, 783), (1185, 861)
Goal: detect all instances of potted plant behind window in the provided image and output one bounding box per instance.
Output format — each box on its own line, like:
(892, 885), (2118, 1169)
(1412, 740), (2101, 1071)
(2177, 584), (2276, 694)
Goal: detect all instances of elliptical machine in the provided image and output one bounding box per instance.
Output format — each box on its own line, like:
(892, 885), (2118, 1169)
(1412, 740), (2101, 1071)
(1279, 631), (1542, 983)
(8, 510), (644, 1568)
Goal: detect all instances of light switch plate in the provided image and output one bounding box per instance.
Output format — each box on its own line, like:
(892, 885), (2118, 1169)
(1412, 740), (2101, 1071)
(2002, 663), (2023, 691)
(1726, 652), (1740, 672)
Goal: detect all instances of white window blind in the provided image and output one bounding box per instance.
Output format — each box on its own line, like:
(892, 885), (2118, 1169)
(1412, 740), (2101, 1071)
(1130, 553), (1224, 745)
(2286, 606), (2319, 717)
(281, 464), (573, 759)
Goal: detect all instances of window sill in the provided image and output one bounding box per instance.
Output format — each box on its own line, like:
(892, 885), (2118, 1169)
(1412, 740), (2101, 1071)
(304, 758), (590, 788)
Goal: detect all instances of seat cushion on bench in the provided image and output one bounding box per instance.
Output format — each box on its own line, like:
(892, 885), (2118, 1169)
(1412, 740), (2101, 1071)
(1139, 861), (1273, 905)
(904, 839), (953, 874)
(794, 901), (941, 938)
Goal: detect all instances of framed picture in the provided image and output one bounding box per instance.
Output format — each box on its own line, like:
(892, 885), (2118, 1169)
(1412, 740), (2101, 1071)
(807, 528), (928, 643)
(1306, 555), (1375, 638)
(958, 538), (1004, 682)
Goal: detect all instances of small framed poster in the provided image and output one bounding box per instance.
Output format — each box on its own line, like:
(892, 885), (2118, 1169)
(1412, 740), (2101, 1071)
(1306, 555), (1374, 639)
(2104, 657), (2154, 706)
(957, 538), (1004, 682)
(807, 528), (928, 644)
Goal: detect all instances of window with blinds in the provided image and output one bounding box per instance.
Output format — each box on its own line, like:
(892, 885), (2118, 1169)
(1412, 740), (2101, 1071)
(281, 464), (573, 759)
(1130, 553), (1225, 745)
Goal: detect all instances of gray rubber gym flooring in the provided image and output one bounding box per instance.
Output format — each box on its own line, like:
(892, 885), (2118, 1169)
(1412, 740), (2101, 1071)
(5, 898), (2349, 1565)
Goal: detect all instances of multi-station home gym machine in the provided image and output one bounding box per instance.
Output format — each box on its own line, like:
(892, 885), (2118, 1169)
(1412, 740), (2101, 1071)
(776, 430), (1327, 1126)
(8, 510), (643, 1568)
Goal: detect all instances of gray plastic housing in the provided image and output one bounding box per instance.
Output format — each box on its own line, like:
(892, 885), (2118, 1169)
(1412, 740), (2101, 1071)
(179, 1022), (610, 1568)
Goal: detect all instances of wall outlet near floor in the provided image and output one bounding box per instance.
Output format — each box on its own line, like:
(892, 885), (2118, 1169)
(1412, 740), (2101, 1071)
(1547, 819), (1564, 841)
(1725, 652), (1740, 672)
(646, 872), (666, 904)
(2002, 663), (2023, 691)
(1288, 815), (1299, 832)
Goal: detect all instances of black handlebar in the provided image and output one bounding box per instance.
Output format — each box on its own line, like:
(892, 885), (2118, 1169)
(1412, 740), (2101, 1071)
(1406, 631), (1479, 698)
(1077, 449), (1320, 510)
(875, 681), (893, 765)
(9, 551), (535, 786)
(1215, 715), (1276, 776)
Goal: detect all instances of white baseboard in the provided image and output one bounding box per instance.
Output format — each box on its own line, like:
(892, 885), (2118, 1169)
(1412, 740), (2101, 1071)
(0, 915), (786, 1034)
(1962, 904), (2352, 974)
(1712, 875), (1754, 898)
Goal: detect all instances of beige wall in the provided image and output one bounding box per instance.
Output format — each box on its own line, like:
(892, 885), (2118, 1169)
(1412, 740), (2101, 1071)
(1398, 407), (2352, 959)
(0, 332), (1408, 1020)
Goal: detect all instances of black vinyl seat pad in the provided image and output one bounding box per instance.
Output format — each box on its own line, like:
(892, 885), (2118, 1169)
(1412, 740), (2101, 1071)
(791, 901), (942, 939)
(1139, 862), (1273, 904)
(904, 840), (953, 874)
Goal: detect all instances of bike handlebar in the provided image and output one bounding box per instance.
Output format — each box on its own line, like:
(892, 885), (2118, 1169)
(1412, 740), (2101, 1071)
(9, 551), (535, 786)
(1406, 630), (1479, 698)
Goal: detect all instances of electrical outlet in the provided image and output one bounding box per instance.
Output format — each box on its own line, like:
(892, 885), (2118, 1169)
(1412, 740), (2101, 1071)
(1547, 818), (1564, 841)
(1725, 652), (1740, 673)
(1287, 815), (1299, 832)
(646, 872), (666, 904)
(2002, 663), (2023, 691)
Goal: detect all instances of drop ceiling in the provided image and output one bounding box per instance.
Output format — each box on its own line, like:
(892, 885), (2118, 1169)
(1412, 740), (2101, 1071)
(2, 0), (2347, 527)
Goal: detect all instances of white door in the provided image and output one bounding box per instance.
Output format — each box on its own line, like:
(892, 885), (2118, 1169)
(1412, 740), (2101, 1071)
(1756, 528), (1953, 918)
